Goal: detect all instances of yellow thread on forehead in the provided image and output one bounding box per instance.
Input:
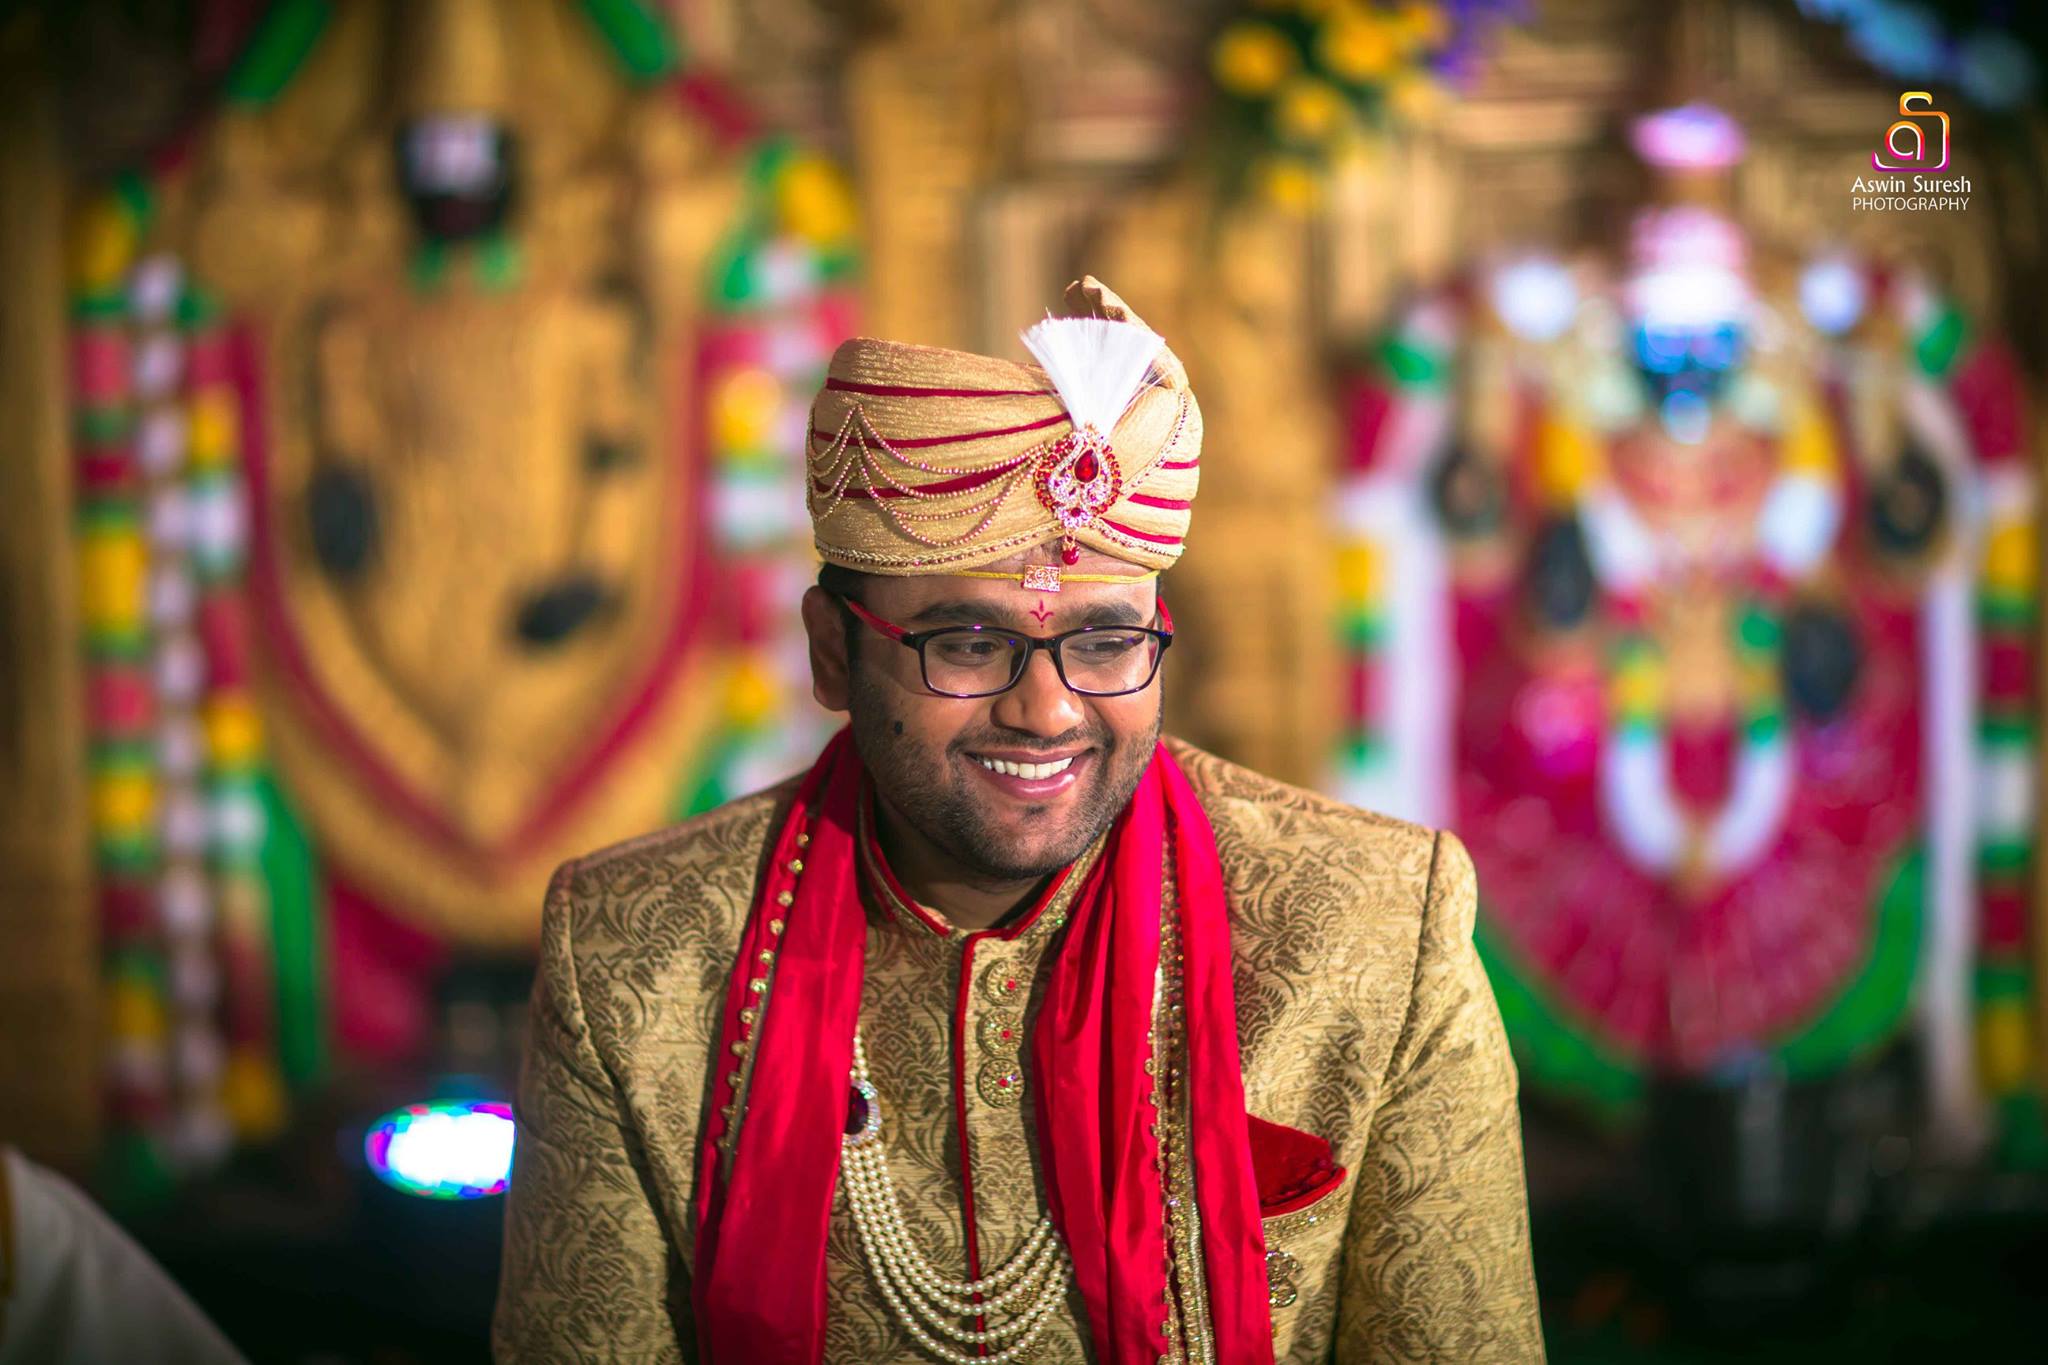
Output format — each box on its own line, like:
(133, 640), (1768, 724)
(950, 568), (1159, 591)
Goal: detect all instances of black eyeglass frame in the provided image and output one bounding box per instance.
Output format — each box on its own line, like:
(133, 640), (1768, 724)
(836, 593), (1175, 699)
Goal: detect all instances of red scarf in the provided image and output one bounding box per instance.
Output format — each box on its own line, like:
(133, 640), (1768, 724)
(690, 729), (1271, 1364)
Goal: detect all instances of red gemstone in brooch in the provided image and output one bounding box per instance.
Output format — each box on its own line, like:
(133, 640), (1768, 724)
(1033, 427), (1122, 564)
(844, 1078), (880, 1144)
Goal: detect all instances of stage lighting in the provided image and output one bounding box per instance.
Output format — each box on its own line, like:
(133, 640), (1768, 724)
(364, 1099), (514, 1200)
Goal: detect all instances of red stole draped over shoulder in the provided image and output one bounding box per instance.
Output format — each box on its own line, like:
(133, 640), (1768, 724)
(689, 729), (1272, 1365)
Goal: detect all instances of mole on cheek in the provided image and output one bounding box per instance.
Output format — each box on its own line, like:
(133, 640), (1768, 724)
(893, 721), (903, 736)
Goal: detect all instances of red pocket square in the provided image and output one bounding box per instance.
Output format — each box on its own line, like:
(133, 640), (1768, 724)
(1247, 1114), (1347, 1217)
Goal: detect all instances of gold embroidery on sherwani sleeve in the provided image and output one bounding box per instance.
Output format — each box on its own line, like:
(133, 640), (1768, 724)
(1330, 830), (1546, 1363)
(1166, 739), (1542, 1365)
(494, 783), (790, 1362)
(494, 862), (687, 1363)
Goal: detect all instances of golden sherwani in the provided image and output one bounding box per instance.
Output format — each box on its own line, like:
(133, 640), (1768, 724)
(494, 739), (1544, 1362)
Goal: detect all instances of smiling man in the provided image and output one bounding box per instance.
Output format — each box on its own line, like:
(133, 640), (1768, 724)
(494, 280), (1543, 1364)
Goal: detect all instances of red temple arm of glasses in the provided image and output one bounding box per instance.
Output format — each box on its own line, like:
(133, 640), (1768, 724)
(843, 596), (907, 641)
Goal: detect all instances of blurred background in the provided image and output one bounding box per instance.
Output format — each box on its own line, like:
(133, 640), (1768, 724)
(1, 0), (2045, 1359)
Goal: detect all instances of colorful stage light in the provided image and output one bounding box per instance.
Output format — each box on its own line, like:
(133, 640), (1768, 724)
(364, 1100), (514, 1200)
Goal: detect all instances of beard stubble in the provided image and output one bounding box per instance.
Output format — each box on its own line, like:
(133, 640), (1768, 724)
(846, 667), (1160, 882)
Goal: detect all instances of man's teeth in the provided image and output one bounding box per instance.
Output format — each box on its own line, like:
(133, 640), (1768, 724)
(975, 755), (1076, 780)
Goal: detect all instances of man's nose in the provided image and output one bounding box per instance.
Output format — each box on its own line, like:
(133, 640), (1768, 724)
(988, 646), (1084, 735)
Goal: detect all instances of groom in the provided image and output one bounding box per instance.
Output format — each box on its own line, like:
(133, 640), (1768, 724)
(494, 278), (1543, 1363)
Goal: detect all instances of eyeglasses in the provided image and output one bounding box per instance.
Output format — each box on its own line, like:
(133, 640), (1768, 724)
(837, 594), (1174, 698)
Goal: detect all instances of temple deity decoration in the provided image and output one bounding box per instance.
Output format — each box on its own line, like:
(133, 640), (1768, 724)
(1341, 103), (2038, 1159)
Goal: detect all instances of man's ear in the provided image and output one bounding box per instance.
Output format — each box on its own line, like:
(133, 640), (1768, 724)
(801, 585), (852, 712)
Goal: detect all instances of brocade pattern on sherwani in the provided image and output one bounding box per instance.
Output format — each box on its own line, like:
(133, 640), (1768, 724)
(494, 738), (1544, 1362)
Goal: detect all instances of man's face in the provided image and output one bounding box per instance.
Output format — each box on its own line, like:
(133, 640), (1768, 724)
(802, 555), (1165, 881)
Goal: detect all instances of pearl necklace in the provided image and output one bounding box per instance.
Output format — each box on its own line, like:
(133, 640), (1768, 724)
(841, 1031), (1071, 1363)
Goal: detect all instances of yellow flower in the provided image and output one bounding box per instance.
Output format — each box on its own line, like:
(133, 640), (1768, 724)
(1609, 654), (1665, 717)
(1979, 1000), (2033, 1094)
(224, 1049), (288, 1139)
(1982, 518), (2037, 595)
(1318, 13), (1399, 82)
(70, 195), (137, 293)
(1257, 156), (1324, 213)
(79, 529), (147, 635)
(92, 768), (156, 838)
(725, 658), (779, 730)
(1534, 413), (1600, 507)
(1325, 118), (1384, 171)
(776, 153), (858, 248)
(1781, 397), (1840, 474)
(712, 367), (781, 453)
(203, 693), (265, 768)
(1336, 543), (1381, 605)
(188, 388), (239, 469)
(106, 977), (167, 1043)
(1391, 1), (1450, 51)
(1213, 22), (1297, 97)
(1387, 73), (1448, 122)
(1273, 76), (1352, 144)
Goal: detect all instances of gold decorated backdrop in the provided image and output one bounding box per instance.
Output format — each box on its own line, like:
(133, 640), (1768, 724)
(161, 0), (746, 944)
(4, 0), (2048, 1157)
(0, 14), (96, 1167)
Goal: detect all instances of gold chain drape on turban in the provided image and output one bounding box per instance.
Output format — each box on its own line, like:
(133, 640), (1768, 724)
(806, 276), (1202, 574)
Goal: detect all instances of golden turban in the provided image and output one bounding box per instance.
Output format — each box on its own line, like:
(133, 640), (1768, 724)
(806, 277), (1202, 580)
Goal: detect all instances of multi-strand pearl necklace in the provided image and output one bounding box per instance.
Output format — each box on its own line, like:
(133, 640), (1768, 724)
(840, 1031), (1071, 1363)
